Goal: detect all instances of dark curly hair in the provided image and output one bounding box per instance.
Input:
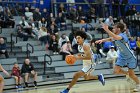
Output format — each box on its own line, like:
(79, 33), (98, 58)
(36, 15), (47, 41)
(75, 31), (87, 40)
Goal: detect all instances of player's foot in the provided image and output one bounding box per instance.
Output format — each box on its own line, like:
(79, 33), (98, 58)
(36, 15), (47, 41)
(60, 89), (69, 93)
(98, 74), (105, 86)
(133, 85), (140, 92)
(126, 75), (136, 85)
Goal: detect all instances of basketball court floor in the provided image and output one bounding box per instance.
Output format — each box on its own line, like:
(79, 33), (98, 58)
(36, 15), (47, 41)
(4, 78), (138, 93)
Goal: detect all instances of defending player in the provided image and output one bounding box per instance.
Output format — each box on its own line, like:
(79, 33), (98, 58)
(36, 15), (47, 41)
(95, 22), (140, 92)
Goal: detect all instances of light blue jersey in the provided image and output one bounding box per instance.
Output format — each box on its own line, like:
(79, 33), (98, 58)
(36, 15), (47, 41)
(115, 33), (137, 69)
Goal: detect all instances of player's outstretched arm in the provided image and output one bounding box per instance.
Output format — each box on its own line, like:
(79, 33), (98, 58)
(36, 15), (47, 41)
(95, 37), (113, 44)
(102, 24), (122, 40)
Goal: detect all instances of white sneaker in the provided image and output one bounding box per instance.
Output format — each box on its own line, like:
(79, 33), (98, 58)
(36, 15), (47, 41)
(133, 85), (140, 92)
(126, 75), (136, 86)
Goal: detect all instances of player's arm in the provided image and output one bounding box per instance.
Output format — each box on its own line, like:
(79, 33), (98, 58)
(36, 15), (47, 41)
(0, 64), (10, 76)
(95, 37), (113, 44)
(75, 45), (91, 60)
(102, 24), (122, 40)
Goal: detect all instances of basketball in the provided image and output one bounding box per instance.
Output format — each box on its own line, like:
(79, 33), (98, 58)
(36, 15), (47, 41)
(65, 55), (76, 65)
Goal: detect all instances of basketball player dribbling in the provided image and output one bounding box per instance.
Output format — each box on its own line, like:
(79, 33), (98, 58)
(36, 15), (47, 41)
(95, 22), (140, 92)
(0, 64), (10, 93)
(60, 31), (105, 93)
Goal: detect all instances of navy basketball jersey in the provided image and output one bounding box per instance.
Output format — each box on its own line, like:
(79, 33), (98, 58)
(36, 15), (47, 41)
(114, 33), (136, 59)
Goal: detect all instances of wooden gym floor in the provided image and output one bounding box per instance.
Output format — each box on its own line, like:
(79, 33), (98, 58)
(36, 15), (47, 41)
(4, 77), (139, 93)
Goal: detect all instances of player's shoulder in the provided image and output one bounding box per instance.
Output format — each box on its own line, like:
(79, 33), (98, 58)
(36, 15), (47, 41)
(119, 33), (127, 37)
(118, 33), (128, 41)
(83, 43), (90, 49)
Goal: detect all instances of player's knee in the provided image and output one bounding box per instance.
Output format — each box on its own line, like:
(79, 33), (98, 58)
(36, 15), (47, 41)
(84, 77), (89, 80)
(114, 68), (121, 74)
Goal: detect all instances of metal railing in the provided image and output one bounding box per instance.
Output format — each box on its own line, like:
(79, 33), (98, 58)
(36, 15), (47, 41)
(10, 33), (18, 52)
(26, 43), (34, 58)
(43, 54), (52, 75)
(52, 2), (140, 18)
(0, 1), (39, 5)
(0, 1), (39, 16)
(0, 27), (2, 34)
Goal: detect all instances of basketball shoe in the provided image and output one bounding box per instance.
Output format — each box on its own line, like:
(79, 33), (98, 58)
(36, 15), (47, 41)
(98, 74), (105, 86)
(133, 84), (140, 92)
(126, 75), (136, 86)
(60, 89), (69, 93)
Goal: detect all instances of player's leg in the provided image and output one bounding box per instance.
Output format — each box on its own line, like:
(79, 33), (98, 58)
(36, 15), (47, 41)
(128, 69), (140, 92)
(68, 71), (85, 89)
(84, 73), (105, 86)
(114, 58), (128, 75)
(60, 71), (85, 93)
(114, 65), (128, 75)
(128, 69), (139, 84)
(0, 76), (4, 93)
(127, 58), (140, 92)
(84, 74), (98, 80)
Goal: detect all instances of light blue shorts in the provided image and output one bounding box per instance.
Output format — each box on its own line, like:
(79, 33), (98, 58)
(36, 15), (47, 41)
(115, 57), (137, 69)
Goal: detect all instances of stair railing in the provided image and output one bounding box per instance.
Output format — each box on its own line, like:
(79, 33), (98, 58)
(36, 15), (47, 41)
(43, 54), (52, 75)
(10, 33), (18, 52)
(26, 43), (34, 58)
(0, 27), (2, 34)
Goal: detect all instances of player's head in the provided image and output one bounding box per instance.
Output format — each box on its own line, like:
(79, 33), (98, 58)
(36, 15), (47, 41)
(75, 31), (87, 45)
(112, 22), (125, 34)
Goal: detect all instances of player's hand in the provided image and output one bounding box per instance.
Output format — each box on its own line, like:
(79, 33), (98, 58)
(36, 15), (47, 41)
(77, 53), (81, 57)
(95, 40), (103, 44)
(3, 70), (10, 77)
(102, 23), (109, 32)
(74, 54), (80, 60)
